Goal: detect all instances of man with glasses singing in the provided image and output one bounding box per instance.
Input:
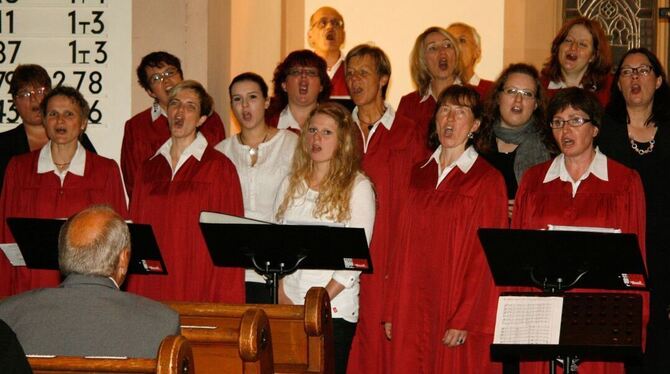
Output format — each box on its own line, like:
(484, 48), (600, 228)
(0, 64), (96, 192)
(121, 51), (226, 198)
(308, 7), (349, 98)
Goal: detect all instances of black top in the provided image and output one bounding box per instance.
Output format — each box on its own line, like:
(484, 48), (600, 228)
(0, 124), (96, 192)
(599, 111), (670, 306)
(482, 149), (518, 199)
(0, 319), (32, 374)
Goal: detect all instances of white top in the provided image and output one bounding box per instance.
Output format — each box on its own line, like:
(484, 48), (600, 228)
(420, 77), (463, 102)
(215, 130), (299, 283)
(275, 173), (376, 322)
(37, 141), (86, 186)
(152, 132), (208, 179)
(543, 147), (608, 197)
(277, 106), (302, 132)
(422, 145), (478, 188)
(467, 74), (482, 86)
(327, 56), (344, 79)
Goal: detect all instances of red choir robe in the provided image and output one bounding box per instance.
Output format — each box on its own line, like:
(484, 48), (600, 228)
(541, 74), (613, 107)
(120, 107), (226, 199)
(330, 63), (349, 98)
(387, 153), (508, 374)
(0, 149), (127, 297)
(396, 90), (436, 151)
(126, 146), (245, 303)
(512, 156), (648, 374)
(468, 78), (494, 99)
(347, 111), (428, 374)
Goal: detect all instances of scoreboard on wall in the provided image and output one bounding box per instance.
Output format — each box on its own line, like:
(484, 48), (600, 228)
(0, 0), (131, 160)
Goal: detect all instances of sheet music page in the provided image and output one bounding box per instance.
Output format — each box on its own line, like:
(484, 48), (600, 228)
(547, 224), (621, 233)
(199, 211), (271, 225)
(493, 296), (563, 344)
(0, 243), (25, 266)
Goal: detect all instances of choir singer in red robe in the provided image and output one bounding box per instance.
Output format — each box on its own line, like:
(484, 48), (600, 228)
(513, 87), (647, 374)
(126, 80), (244, 303)
(397, 27), (462, 149)
(345, 44), (427, 374)
(385, 85), (508, 373)
(0, 86), (127, 296)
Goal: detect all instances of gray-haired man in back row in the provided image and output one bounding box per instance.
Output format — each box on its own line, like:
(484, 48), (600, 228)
(0, 205), (179, 358)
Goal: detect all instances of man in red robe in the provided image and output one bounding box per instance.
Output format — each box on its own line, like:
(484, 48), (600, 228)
(121, 51), (226, 199)
(308, 7), (349, 98)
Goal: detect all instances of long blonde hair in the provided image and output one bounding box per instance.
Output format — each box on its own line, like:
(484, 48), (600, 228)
(275, 102), (362, 223)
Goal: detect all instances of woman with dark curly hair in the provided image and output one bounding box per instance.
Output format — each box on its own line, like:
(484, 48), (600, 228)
(541, 17), (613, 105)
(266, 50), (331, 132)
(477, 63), (557, 215)
(599, 47), (670, 373)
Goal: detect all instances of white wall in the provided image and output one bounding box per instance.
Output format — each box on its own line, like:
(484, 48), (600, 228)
(304, 0), (505, 108)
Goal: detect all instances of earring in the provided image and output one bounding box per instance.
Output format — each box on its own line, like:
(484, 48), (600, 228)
(467, 132), (474, 139)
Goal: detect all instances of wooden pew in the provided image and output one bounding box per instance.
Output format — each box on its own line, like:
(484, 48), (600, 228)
(167, 287), (334, 374)
(27, 334), (193, 374)
(179, 308), (275, 374)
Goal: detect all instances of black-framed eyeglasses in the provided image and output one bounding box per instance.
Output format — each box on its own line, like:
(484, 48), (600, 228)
(549, 117), (593, 129)
(149, 68), (178, 86)
(620, 65), (653, 78)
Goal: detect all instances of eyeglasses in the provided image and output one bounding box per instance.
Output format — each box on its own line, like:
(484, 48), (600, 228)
(502, 87), (535, 100)
(549, 117), (593, 129)
(149, 68), (179, 86)
(620, 65), (653, 78)
(425, 40), (453, 54)
(311, 18), (344, 29)
(287, 68), (320, 78)
(15, 87), (46, 100)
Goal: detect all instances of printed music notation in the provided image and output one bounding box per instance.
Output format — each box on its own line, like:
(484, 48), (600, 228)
(493, 296), (563, 344)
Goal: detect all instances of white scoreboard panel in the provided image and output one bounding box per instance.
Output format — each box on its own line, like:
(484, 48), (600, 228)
(0, 0), (131, 161)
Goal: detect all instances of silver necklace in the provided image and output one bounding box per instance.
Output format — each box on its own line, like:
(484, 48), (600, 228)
(239, 131), (269, 157)
(630, 138), (655, 155)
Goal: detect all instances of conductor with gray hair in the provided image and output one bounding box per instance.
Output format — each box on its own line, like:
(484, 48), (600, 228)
(0, 205), (179, 358)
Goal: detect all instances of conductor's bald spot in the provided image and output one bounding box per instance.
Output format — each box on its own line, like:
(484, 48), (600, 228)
(66, 210), (115, 248)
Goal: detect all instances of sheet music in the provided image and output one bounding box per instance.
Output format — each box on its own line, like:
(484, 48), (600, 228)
(284, 220), (345, 228)
(547, 224), (621, 233)
(0, 243), (26, 266)
(493, 296), (563, 344)
(199, 211), (271, 225)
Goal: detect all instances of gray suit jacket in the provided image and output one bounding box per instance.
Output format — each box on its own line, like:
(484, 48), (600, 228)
(0, 274), (179, 358)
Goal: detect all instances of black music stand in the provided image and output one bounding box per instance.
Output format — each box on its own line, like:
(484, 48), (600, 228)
(199, 211), (372, 304)
(6, 217), (168, 275)
(478, 228), (648, 374)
